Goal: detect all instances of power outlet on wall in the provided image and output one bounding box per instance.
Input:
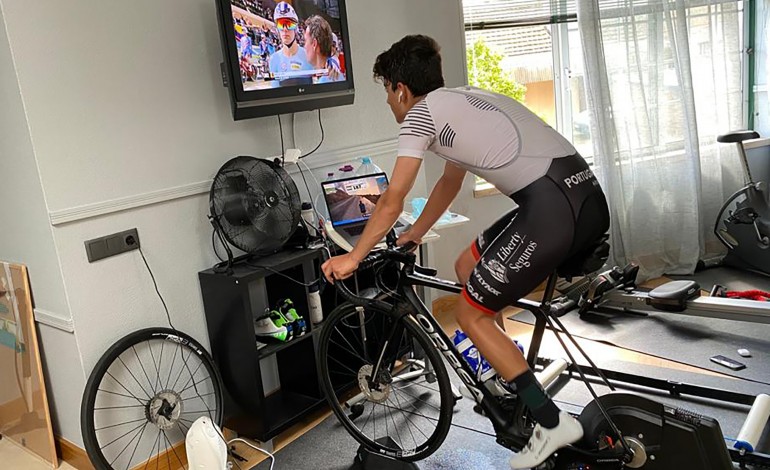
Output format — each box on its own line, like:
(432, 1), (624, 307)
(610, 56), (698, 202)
(85, 228), (140, 263)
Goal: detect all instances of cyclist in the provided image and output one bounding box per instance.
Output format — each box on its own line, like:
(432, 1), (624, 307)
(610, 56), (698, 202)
(321, 35), (610, 469)
(268, 2), (311, 86)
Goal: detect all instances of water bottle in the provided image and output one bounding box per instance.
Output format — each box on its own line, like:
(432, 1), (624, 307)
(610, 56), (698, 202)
(301, 202), (317, 237)
(453, 330), (496, 382)
(307, 283), (323, 324)
(355, 156), (383, 176)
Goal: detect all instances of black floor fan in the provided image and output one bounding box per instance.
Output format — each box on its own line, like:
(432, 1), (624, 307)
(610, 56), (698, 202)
(209, 156), (306, 274)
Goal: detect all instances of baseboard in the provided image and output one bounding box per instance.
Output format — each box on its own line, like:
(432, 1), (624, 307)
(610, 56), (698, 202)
(55, 435), (187, 470)
(56, 437), (94, 470)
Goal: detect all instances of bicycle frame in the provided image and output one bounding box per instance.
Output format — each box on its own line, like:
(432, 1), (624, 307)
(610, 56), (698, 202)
(380, 264), (561, 449)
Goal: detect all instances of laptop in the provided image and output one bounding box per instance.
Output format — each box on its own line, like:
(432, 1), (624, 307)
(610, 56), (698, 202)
(322, 172), (409, 248)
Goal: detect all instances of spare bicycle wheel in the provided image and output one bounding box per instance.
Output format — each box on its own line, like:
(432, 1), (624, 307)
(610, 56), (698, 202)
(81, 328), (223, 470)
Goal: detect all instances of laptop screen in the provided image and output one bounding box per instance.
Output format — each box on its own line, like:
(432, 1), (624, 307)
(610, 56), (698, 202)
(322, 172), (390, 227)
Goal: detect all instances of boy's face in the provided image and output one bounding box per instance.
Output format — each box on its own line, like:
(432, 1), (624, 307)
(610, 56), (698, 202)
(384, 82), (406, 124)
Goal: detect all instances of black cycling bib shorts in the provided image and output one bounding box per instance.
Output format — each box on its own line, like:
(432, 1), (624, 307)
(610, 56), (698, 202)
(462, 154), (610, 315)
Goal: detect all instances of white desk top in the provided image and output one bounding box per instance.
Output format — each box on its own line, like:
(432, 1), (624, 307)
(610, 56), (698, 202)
(400, 212), (470, 230)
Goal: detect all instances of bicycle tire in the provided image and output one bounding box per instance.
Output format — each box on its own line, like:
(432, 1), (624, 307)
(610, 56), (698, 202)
(318, 301), (453, 461)
(81, 327), (223, 470)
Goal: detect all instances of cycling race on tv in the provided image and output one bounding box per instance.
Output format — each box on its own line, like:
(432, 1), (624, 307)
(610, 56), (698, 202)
(230, 0), (348, 90)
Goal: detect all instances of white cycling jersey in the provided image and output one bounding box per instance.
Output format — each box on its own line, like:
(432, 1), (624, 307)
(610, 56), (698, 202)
(397, 86), (577, 195)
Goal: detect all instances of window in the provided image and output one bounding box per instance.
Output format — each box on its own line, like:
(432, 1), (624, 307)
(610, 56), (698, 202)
(464, 0), (749, 195)
(464, 0), (593, 194)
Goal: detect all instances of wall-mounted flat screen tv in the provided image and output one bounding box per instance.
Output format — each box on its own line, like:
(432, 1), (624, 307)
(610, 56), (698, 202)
(216, 0), (354, 120)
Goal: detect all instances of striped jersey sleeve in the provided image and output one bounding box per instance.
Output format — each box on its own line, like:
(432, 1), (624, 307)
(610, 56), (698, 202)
(397, 100), (436, 159)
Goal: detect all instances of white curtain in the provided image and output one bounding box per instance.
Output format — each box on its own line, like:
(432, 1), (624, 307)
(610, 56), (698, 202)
(755, 0), (770, 136)
(578, 0), (745, 279)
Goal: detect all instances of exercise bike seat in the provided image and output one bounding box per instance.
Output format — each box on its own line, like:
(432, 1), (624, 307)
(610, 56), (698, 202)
(557, 233), (610, 280)
(717, 130), (760, 143)
(648, 280), (701, 312)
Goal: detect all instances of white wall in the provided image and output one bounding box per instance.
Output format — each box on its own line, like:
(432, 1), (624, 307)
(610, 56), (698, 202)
(0, 4), (86, 444)
(1, 0), (473, 446)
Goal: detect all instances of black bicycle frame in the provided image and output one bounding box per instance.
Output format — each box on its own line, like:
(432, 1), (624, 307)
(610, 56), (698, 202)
(389, 267), (556, 447)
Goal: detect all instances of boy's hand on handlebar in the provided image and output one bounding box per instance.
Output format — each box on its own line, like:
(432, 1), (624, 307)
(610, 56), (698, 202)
(397, 230), (422, 251)
(321, 254), (360, 284)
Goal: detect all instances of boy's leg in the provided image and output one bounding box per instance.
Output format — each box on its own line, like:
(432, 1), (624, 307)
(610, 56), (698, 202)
(459, 211), (583, 468)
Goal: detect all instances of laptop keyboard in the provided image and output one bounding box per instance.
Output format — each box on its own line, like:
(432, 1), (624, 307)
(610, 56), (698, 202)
(346, 225), (366, 236)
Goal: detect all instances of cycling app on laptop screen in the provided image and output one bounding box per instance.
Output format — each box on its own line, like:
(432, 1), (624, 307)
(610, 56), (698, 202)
(324, 174), (389, 226)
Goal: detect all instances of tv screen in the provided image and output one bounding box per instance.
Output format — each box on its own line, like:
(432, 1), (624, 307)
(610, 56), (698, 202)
(216, 0), (355, 120)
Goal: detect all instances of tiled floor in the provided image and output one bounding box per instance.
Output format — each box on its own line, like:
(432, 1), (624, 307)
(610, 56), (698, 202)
(0, 437), (77, 470)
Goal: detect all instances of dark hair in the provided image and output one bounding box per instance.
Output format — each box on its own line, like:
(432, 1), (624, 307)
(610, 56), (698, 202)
(373, 35), (444, 96)
(304, 15), (333, 57)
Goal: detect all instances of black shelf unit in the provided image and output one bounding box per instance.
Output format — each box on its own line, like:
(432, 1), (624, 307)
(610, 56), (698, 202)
(199, 248), (327, 442)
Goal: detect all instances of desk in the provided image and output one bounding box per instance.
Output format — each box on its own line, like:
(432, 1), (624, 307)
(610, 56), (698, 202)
(399, 212), (471, 231)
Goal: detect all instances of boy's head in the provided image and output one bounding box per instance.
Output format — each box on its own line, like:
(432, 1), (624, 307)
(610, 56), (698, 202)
(374, 35), (444, 122)
(373, 35), (444, 97)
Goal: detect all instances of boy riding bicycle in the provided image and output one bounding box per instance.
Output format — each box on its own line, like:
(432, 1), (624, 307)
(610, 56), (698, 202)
(322, 35), (610, 469)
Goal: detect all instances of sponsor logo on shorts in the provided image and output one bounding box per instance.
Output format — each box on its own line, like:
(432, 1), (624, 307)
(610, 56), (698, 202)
(563, 168), (596, 189)
(466, 284), (484, 304)
(497, 232), (525, 263)
(510, 240), (538, 273)
(482, 258), (508, 284)
(473, 270), (502, 296)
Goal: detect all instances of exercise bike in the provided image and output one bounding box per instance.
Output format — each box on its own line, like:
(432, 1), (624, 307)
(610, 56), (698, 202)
(715, 130), (770, 277)
(317, 233), (757, 469)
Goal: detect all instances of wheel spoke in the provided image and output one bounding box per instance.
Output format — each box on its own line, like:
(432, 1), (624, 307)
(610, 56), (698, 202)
(98, 388), (145, 402)
(105, 371), (148, 405)
(143, 429), (162, 470)
(177, 358), (205, 395)
(108, 421), (147, 467)
(164, 341), (180, 390)
(133, 345), (157, 396)
(327, 354), (360, 377)
(99, 421), (147, 450)
(170, 345), (191, 391)
(96, 417), (148, 432)
(179, 376), (213, 395)
(164, 429), (185, 468)
(155, 340), (165, 393)
(390, 387), (421, 447)
(333, 326), (369, 363)
(147, 341), (162, 394)
(125, 422), (149, 470)
(117, 356), (153, 399)
(390, 386), (441, 412)
(94, 404), (147, 411)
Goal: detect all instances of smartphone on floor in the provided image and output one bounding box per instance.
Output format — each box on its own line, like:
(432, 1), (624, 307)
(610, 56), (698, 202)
(709, 355), (746, 371)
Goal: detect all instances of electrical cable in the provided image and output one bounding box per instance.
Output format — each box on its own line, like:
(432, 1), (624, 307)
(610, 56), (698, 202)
(278, 114), (285, 164)
(298, 109), (325, 159)
(138, 246), (219, 458)
(244, 261), (321, 287)
(299, 159), (328, 224)
(212, 229), (225, 262)
(229, 438), (276, 470)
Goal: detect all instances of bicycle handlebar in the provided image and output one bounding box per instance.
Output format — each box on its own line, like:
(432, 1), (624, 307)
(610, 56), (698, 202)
(322, 233), (418, 306)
